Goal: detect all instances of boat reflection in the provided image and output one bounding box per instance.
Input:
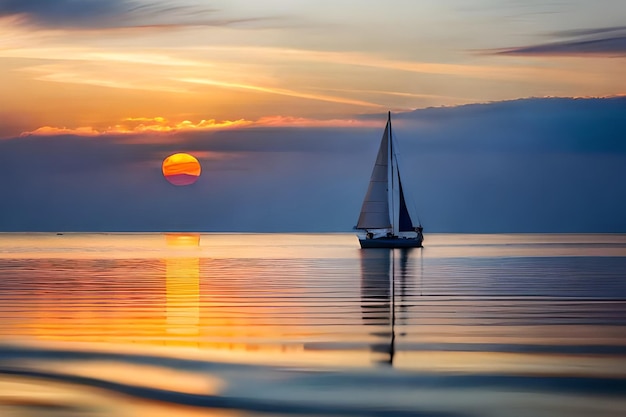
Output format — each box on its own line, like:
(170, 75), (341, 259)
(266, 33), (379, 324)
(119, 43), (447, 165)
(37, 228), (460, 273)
(360, 248), (413, 366)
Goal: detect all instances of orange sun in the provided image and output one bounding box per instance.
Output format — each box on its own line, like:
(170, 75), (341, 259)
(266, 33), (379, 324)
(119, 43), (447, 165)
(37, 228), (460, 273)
(162, 153), (201, 186)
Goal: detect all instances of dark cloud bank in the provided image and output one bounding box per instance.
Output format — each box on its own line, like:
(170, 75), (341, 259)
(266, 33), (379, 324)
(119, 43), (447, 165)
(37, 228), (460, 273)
(1, 96), (625, 233)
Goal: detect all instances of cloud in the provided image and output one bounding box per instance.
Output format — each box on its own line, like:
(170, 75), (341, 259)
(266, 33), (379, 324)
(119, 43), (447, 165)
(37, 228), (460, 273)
(0, 0), (260, 30)
(21, 117), (253, 137)
(252, 116), (380, 128)
(18, 115), (380, 138)
(493, 26), (626, 57)
(2, 97), (625, 233)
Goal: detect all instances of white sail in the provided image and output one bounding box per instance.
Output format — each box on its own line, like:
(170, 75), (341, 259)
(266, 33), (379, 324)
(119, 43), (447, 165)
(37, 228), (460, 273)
(356, 121), (391, 230)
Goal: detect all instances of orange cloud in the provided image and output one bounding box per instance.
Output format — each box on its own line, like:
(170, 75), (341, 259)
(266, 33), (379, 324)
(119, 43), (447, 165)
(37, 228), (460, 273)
(20, 115), (380, 137)
(116, 117), (252, 133)
(255, 115), (381, 128)
(21, 126), (102, 137)
(21, 117), (252, 137)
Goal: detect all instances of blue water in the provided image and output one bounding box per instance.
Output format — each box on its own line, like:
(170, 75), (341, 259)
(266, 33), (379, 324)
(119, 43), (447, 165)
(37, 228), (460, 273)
(0, 233), (625, 416)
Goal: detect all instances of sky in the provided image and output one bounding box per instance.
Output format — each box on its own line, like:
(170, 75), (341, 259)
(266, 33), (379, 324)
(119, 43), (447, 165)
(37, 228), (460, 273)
(1, 0), (625, 232)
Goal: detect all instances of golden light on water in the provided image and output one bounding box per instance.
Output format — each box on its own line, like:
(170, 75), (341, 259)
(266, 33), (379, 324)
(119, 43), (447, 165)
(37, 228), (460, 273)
(162, 153), (201, 186)
(1, 234), (626, 416)
(165, 234), (200, 341)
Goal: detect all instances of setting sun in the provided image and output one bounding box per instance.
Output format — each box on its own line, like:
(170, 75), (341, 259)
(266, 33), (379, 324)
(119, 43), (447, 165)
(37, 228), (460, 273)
(162, 153), (201, 186)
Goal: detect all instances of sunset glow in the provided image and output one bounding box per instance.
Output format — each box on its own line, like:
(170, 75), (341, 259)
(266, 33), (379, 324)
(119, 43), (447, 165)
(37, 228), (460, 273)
(1, 2), (624, 139)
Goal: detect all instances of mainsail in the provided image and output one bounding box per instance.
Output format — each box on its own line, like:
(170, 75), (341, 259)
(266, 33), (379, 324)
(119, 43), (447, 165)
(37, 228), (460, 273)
(356, 120), (392, 230)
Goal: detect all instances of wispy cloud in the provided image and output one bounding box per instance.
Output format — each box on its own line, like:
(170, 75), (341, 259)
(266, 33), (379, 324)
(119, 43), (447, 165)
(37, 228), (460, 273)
(317, 88), (476, 105)
(4, 41), (577, 95)
(492, 26), (626, 57)
(0, 46), (205, 67)
(21, 63), (191, 93)
(177, 78), (382, 108)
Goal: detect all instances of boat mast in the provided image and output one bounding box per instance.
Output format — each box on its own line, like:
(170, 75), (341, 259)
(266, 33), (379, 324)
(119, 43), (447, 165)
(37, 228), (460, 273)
(388, 112), (400, 236)
(388, 112), (393, 236)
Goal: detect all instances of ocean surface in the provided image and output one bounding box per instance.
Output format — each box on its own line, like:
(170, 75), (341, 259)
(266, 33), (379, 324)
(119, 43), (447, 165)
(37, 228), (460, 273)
(0, 233), (625, 417)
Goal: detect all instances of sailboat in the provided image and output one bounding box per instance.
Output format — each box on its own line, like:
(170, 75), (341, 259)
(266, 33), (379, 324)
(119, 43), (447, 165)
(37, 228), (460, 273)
(356, 112), (424, 248)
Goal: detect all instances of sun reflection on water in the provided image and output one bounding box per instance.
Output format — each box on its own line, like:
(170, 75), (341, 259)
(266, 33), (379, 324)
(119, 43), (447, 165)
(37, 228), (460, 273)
(165, 234), (200, 342)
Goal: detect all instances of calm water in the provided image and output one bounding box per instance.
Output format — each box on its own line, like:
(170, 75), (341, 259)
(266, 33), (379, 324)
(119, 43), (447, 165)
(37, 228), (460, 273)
(0, 233), (625, 417)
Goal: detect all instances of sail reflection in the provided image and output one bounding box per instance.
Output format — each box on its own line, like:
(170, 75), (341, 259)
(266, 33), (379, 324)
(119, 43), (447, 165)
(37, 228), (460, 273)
(360, 249), (394, 365)
(360, 248), (413, 366)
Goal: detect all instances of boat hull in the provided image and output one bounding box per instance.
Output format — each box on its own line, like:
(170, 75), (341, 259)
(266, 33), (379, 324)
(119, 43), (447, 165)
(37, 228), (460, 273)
(358, 236), (423, 249)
